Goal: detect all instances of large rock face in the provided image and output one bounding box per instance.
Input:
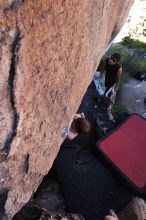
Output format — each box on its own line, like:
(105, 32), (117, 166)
(0, 0), (134, 219)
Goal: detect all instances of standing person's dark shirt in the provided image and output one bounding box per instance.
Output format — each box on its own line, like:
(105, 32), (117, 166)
(105, 58), (122, 88)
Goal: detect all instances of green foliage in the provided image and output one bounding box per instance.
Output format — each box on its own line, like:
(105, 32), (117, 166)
(121, 53), (132, 65)
(135, 59), (146, 73)
(122, 54), (146, 76)
(103, 43), (124, 60)
(112, 104), (127, 118)
(99, 38), (146, 78)
(121, 36), (135, 48)
(121, 36), (146, 49)
(121, 71), (129, 83)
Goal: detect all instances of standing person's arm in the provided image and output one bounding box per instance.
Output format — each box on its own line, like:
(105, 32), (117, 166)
(115, 67), (122, 91)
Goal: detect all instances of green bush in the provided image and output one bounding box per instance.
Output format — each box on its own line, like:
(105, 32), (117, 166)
(135, 59), (146, 73)
(97, 36), (146, 90)
(122, 56), (146, 76)
(121, 36), (134, 48)
(121, 53), (132, 65)
(112, 104), (127, 118)
(121, 71), (129, 82)
(103, 43), (124, 60)
(121, 36), (146, 49)
(99, 39), (146, 77)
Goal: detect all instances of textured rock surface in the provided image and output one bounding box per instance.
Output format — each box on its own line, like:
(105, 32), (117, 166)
(14, 205), (85, 220)
(0, 31), (13, 151)
(119, 197), (146, 220)
(0, 0), (134, 219)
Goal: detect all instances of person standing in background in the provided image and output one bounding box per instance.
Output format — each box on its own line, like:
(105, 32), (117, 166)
(104, 53), (122, 121)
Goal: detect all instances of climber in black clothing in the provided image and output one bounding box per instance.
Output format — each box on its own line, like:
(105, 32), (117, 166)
(54, 140), (133, 220)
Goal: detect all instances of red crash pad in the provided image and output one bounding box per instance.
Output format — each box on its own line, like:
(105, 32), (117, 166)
(97, 114), (146, 195)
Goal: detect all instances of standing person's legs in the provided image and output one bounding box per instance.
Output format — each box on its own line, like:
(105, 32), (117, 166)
(104, 86), (116, 121)
(107, 92), (116, 111)
(107, 104), (114, 121)
(104, 86), (111, 110)
(107, 87), (116, 121)
(107, 92), (116, 121)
